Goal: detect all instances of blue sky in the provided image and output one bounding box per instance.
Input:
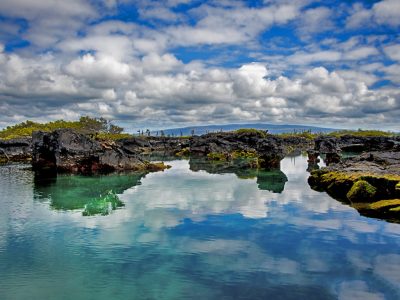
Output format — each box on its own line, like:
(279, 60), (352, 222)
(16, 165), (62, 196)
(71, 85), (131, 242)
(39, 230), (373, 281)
(0, 0), (399, 131)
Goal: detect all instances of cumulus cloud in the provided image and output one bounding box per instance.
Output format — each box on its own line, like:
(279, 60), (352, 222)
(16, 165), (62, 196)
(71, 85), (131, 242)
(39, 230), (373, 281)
(346, 0), (400, 29)
(0, 0), (398, 130)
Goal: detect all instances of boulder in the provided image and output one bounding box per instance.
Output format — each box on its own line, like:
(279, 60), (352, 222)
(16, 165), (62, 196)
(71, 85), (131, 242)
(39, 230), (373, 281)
(32, 129), (168, 173)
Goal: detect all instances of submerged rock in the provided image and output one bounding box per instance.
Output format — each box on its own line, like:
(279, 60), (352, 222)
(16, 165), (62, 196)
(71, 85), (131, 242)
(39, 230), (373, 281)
(32, 129), (169, 173)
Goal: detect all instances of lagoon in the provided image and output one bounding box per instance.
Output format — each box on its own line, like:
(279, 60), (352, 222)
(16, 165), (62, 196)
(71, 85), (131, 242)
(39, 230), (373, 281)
(0, 155), (399, 299)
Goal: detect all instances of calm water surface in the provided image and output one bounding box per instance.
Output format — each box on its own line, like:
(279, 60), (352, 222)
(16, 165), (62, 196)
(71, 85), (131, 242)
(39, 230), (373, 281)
(0, 155), (399, 299)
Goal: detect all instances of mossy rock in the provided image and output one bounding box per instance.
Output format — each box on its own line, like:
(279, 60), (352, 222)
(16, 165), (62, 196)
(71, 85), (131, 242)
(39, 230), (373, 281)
(231, 150), (258, 159)
(352, 199), (400, 222)
(347, 180), (377, 202)
(175, 147), (190, 157)
(207, 152), (228, 161)
(145, 162), (171, 171)
(389, 206), (400, 212)
(309, 170), (400, 202)
(369, 199), (400, 210)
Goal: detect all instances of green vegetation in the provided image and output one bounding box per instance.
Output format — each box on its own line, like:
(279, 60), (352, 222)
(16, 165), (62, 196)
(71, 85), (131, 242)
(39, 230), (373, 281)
(369, 199), (400, 210)
(82, 190), (124, 216)
(235, 128), (267, 138)
(207, 152), (228, 161)
(390, 206), (400, 212)
(96, 132), (132, 141)
(175, 147), (190, 157)
(0, 116), (128, 140)
(231, 150), (258, 159)
(347, 180), (377, 202)
(277, 131), (318, 140)
(327, 129), (393, 137)
(309, 170), (400, 201)
(143, 161), (171, 171)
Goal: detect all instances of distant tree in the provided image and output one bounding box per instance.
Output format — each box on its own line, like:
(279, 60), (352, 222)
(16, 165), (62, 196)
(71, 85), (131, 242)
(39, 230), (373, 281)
(109, 124), (123, 134)
(78, 116), (108, 134)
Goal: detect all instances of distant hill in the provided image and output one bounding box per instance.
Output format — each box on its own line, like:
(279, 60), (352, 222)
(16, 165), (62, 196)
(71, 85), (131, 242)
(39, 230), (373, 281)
(152, 123), (337, 136)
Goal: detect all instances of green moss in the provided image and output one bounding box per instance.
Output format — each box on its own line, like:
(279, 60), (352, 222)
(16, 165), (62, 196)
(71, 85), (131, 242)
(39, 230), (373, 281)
(235, 128), (267, 138)
(346, 180), (377, 202)
(207, 152), (228, 161)
(369, 199), (400, 210)
(175, 147), (190, 157)
(96, 133), (132, 140)
(144, 162), (171, 171)
(231, 150), (258, 159)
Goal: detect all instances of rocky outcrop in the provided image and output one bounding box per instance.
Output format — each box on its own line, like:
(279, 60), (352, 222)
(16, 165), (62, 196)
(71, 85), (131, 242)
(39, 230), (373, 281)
(310, 135), (400, 166)
(189, 131), (291, 169)
(0, 138), (32, 162)
(308, 151), (400, 223)
(118, 136), (189, 156)
(32, 129), (169, 173)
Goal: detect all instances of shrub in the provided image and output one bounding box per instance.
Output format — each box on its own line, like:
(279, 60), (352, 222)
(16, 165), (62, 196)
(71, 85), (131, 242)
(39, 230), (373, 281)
(235, 128), (267, 138)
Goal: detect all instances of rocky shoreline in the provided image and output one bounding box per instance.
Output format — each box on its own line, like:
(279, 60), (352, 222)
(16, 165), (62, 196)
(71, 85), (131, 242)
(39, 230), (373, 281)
(308, 136), (400, 222)
(1, 128), (399, 221)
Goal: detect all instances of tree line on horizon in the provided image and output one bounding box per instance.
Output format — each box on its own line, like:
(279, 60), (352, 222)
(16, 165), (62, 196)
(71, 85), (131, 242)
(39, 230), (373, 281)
(0, 116), (130, 140)
(0, 117), (396, 141)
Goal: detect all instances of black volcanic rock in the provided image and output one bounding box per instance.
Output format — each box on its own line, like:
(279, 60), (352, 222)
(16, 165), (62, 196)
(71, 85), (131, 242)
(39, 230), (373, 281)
(0, 138), (32, 162)
(315, 135), (400, 154)
(118, 136), (189, 155)
(189, 131), (290, 169)
(32, 129), (168, 173)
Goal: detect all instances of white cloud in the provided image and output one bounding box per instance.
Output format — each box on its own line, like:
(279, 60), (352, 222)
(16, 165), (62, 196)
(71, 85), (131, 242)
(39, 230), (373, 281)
(347, 0), (400, 29)
(383, 44), (400, 62)
(373, 0), (400, 27)
(0, 0), (398, 130)
(296, 7), (334, 38)
(65, 54), (132, 88)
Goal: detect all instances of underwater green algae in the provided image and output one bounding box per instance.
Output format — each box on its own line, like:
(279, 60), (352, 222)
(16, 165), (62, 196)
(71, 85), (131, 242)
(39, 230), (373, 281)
(34, 172), (146, 215)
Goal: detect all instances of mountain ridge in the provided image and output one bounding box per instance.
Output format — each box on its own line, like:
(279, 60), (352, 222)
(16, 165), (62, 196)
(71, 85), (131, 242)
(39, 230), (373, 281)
(152, 123), (337, 136)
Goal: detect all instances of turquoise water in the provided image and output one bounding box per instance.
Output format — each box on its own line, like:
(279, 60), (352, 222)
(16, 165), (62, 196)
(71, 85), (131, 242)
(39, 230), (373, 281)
(0, 155), (399, 299)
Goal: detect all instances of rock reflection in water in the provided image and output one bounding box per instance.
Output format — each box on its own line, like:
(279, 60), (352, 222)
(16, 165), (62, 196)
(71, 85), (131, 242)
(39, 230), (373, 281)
(189, 158), (288, 193)
(33, 171), (146, 215)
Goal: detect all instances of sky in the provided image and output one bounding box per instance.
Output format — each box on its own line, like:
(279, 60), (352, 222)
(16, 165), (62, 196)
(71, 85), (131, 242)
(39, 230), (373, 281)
(0, 0), (399, 131)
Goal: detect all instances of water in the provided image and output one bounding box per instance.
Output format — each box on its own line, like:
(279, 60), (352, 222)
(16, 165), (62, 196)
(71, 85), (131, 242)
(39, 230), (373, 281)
(0, 155), (399, 299)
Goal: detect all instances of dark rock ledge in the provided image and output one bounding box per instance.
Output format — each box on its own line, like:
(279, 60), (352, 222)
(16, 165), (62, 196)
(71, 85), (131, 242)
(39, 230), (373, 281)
(32, 129), (169, 173)
(308, 151), (400, 223)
